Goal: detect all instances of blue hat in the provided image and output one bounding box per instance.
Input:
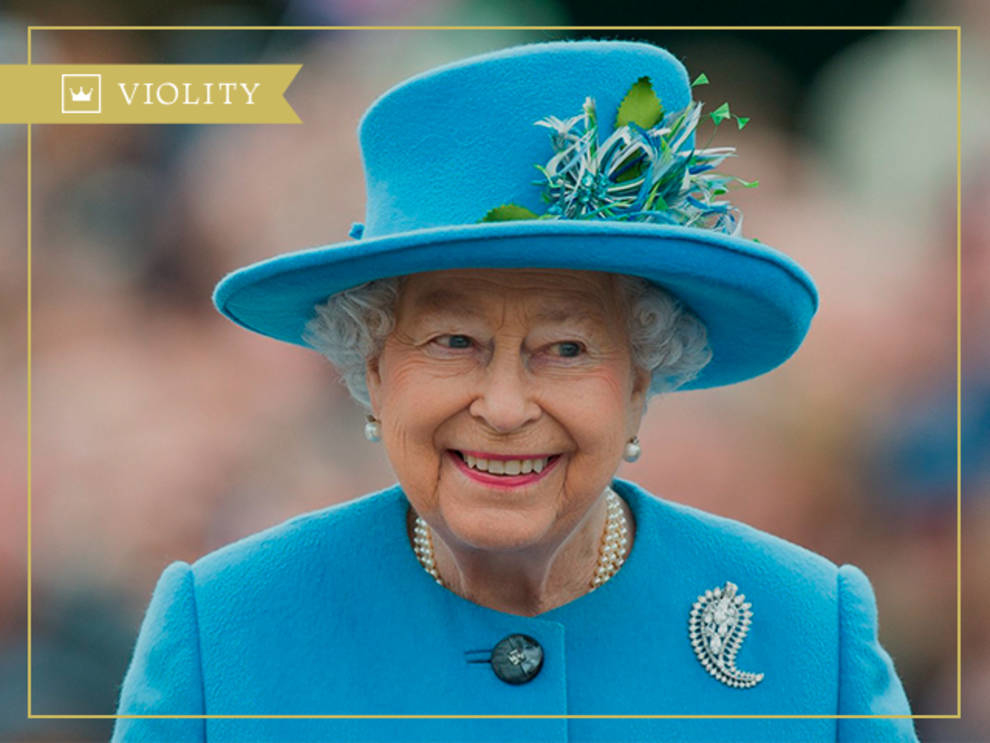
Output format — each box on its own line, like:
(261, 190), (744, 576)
(213, 40), (817, 390)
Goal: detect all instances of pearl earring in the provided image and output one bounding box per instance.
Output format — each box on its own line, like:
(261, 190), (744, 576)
(364, 415), (382, 443)
(623, 436), (641, 463)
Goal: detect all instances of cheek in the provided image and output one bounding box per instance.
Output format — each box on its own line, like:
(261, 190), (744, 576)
(564, 365), (633, 421)
(545, 364), (634, 456)
(376, 353), (471, 491)
(540, 368), (632, 526)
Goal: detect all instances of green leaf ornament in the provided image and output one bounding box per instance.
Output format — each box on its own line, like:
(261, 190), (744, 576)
(481, 204), (539, 222)
(615, 76), (664, 130)
(709, 102), (731, 126)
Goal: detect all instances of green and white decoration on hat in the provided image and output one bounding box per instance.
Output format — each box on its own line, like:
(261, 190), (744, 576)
(483, 73), (757, 235)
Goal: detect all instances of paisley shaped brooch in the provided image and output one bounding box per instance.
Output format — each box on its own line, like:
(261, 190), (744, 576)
(688, 581), (765, 689)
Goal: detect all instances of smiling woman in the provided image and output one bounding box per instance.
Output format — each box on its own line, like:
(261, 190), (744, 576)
(364, 269), (650, 616)
(111, 40), (918, 743)
(301, 268), (708, 617)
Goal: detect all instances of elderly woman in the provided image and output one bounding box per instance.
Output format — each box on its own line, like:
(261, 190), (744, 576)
(112, 40), (917, 742)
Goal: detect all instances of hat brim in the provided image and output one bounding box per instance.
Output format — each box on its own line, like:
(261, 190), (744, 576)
(213, 221), (818, 391)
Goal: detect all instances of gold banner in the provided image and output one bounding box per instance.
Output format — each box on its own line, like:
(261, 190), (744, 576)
(0, 64), (301, 123)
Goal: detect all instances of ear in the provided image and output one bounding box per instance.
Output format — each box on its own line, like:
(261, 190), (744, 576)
(365, 355), (383, 416)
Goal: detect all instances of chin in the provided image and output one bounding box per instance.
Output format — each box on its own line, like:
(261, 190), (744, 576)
(439, 503), (559, 553)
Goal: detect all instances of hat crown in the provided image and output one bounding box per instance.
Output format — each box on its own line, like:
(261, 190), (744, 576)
(357, 41), (693, 239)
(214, 40), (818, 392)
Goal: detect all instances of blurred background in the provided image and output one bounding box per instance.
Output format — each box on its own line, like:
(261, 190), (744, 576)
(1, 1), (986, 741)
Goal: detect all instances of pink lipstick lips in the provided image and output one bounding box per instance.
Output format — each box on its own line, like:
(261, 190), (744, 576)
(449, 450), (560, 488)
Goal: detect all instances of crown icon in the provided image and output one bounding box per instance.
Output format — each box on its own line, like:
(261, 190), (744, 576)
(61, 74), (101, 114)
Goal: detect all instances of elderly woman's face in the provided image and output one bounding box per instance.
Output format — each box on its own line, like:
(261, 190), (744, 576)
(366, 268), (649, 554)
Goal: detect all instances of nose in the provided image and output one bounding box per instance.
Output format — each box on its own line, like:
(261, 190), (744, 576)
(468, 347), (541, 434)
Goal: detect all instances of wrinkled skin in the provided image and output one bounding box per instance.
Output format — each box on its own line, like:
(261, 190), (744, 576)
(366, 268), (649, 616)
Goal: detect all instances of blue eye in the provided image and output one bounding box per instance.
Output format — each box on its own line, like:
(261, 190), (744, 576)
(439, 334), (472, 349)
(554, 341), (583, 358)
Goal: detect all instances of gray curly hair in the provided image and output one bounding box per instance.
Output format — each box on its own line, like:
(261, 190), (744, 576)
(302, 275), (712, 409)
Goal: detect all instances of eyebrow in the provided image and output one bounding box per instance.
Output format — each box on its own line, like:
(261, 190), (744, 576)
(410, 289), (610, 326)
(531, 304), (605, 325)
(412, 290), (487, 319)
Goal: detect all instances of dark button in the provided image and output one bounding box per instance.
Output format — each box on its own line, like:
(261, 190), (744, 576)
(490, 634), (543, 685)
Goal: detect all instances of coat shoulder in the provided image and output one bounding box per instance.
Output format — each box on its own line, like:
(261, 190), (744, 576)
(189, 485), (405, 589)
(615, 478), (840, 600)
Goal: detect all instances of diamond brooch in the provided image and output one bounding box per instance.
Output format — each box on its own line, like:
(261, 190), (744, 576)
(688, 581), (765, 689)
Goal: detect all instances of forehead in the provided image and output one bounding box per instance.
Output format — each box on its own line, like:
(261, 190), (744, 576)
(397, 269), (624, 323)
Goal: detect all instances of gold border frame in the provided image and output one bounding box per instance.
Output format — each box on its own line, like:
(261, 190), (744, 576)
(23, 24), (963, 722)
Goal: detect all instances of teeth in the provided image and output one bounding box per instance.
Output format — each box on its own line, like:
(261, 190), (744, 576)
(460, 453), (552, 476)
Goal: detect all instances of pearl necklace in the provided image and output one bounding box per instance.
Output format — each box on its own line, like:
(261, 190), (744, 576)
(412, 488), (630, 591)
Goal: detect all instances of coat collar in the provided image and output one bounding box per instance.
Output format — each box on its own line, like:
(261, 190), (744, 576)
(381, 477), (664, 625)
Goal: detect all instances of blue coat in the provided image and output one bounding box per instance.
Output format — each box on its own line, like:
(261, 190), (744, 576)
(112, 479), (918, 742)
